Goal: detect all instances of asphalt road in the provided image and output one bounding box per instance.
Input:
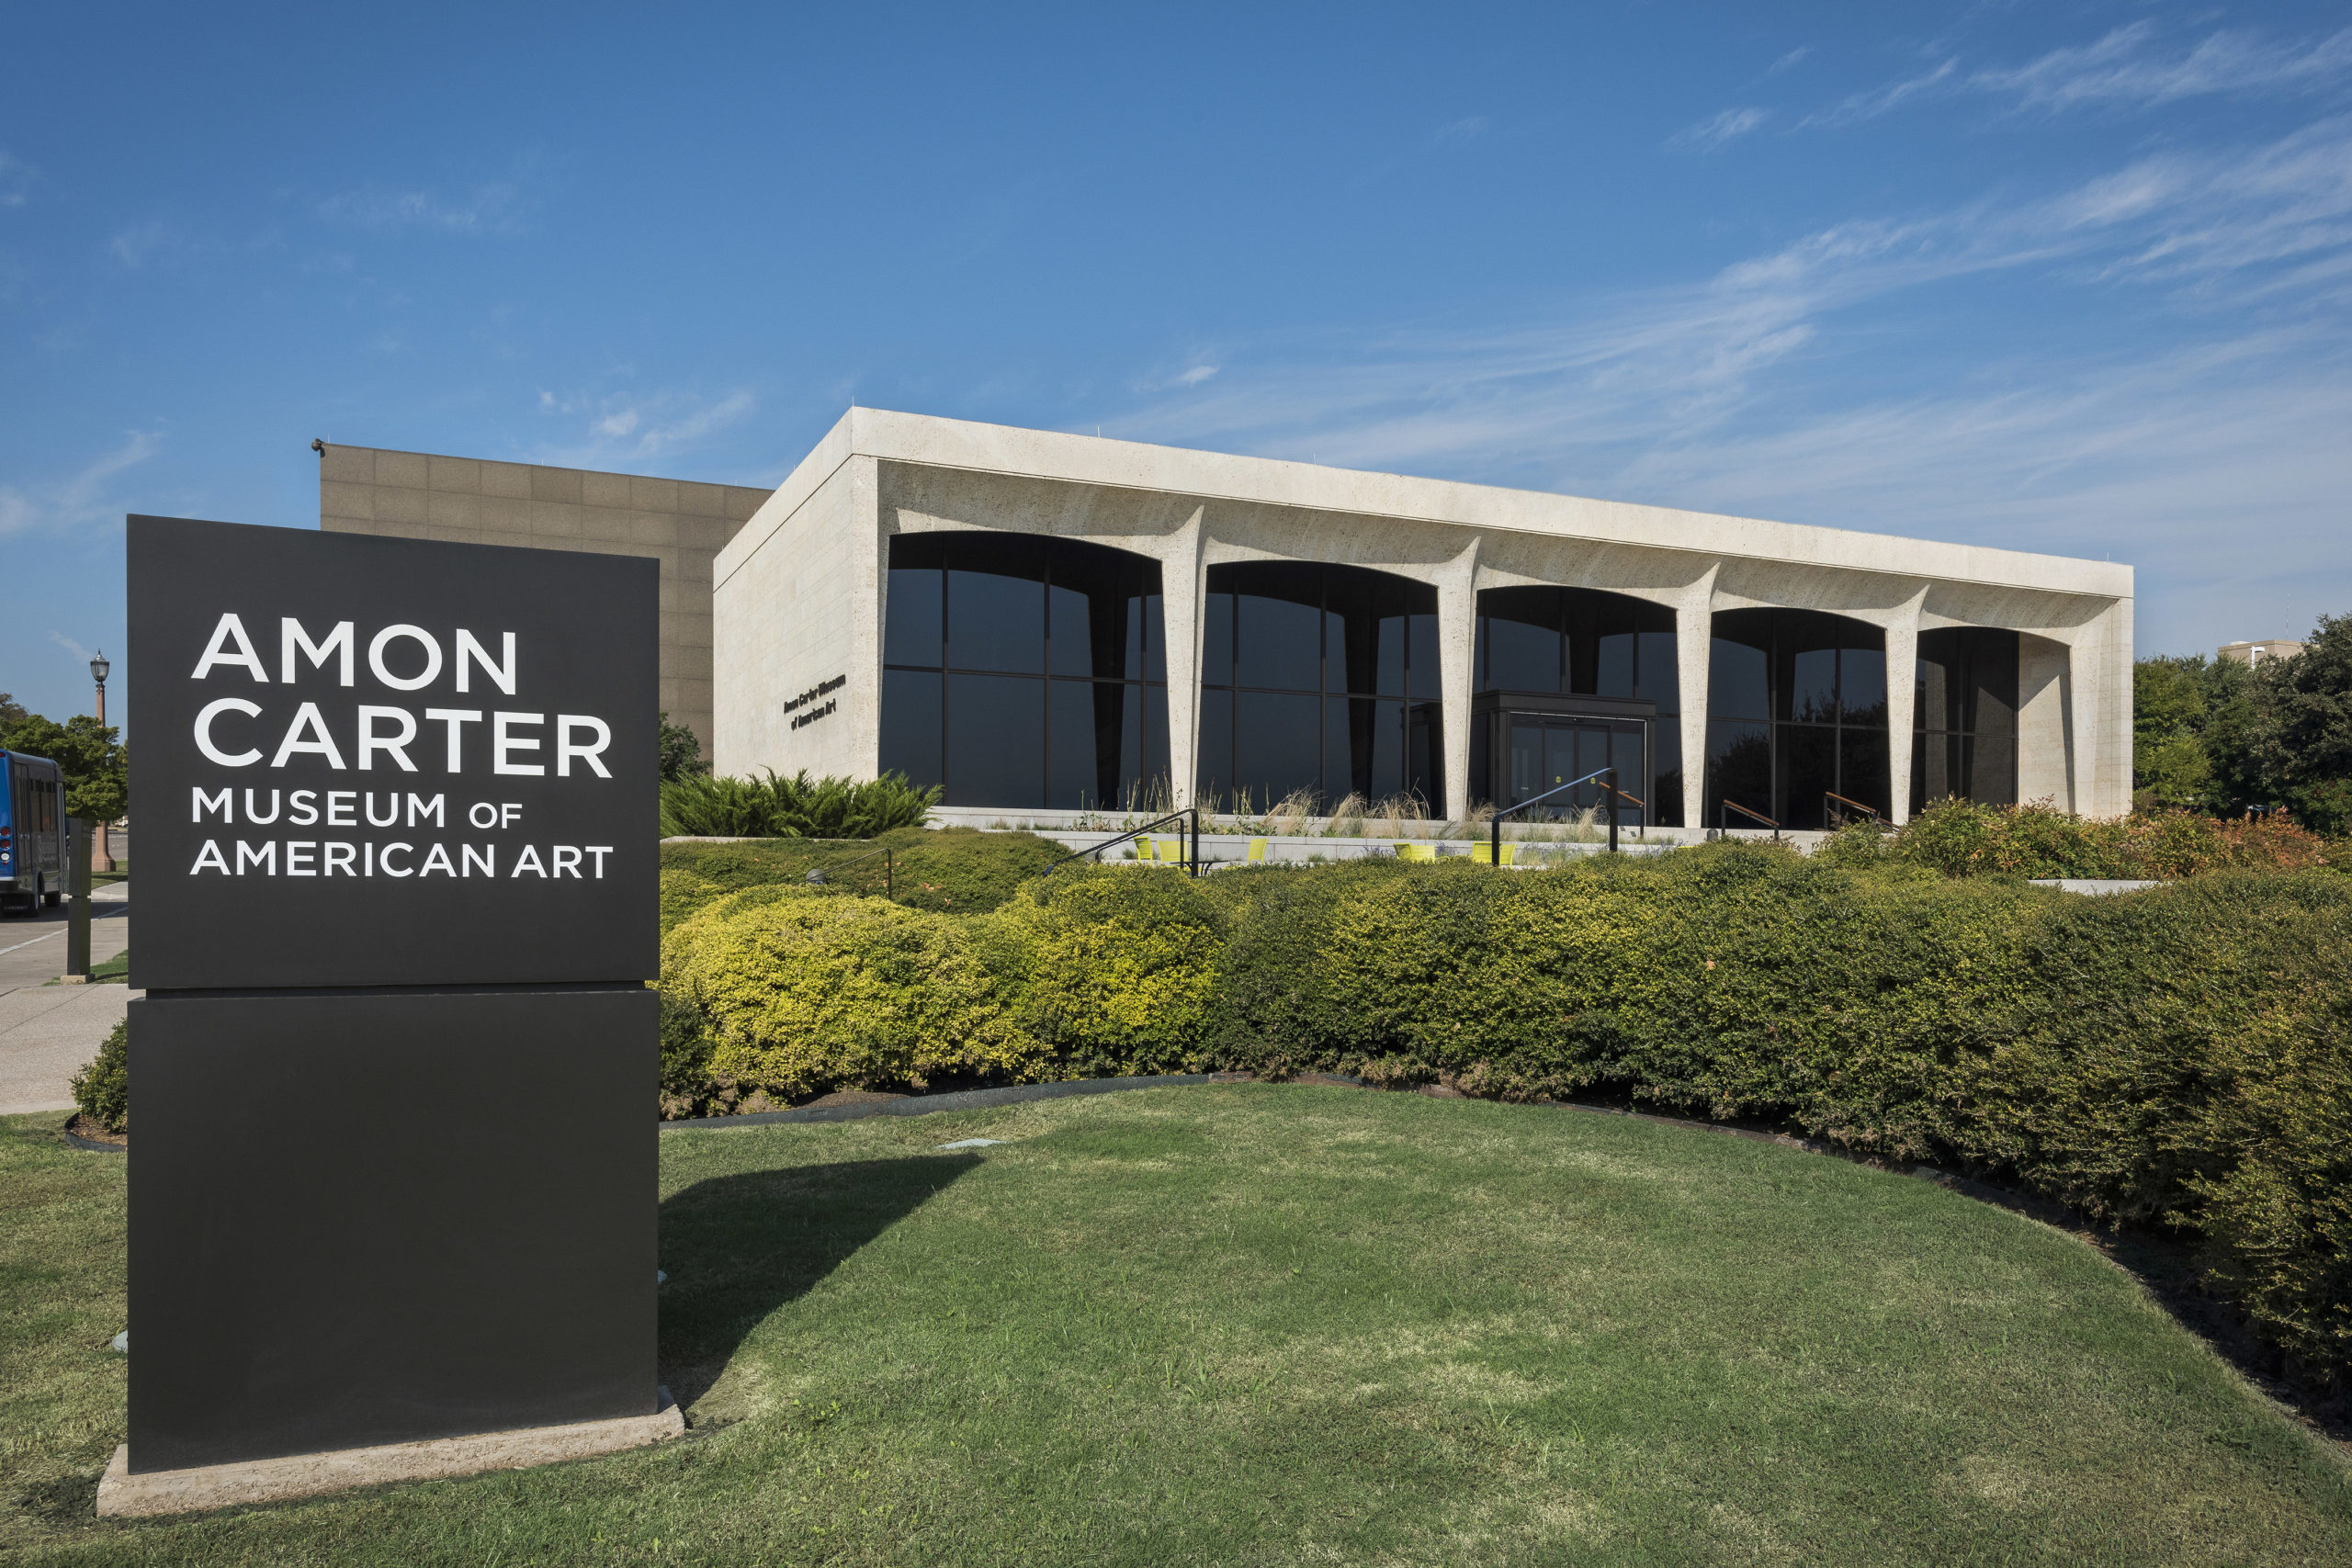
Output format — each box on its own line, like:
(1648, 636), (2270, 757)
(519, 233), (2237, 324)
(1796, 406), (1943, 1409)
(0, 882), (132, 1115)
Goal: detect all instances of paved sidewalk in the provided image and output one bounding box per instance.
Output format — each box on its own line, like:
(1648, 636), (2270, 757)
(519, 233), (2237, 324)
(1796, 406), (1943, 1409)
(0, 884), (133, 1115)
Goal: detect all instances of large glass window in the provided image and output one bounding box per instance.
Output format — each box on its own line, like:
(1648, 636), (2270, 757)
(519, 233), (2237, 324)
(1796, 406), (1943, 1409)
(1475, 586), (1681, 825)
(880, 533), (1169, 809)
(1913, 626), (2018, 812)
(1705, 608), (1889, 830)
(1199, 561), (1441, 812)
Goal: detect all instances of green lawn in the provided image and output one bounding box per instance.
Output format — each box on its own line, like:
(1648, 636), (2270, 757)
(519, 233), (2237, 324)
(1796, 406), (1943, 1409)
(5, 1086), (2349, 1565)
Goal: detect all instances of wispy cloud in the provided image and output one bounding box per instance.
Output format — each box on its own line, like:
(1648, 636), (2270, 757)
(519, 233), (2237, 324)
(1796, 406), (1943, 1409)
(1667, 107), (1770, 152)
(1107, 118), (2352, 650)
(1804, 23), (2352, 130)
(1973, 22), (2352, 112)
(317, 181), (528, 235)
(1433, 116), (1490, 145)
(48, 631), (94, 664)
(1800, 58), (1958, 128)
(1766, 47), (1812, 77)
(0, 151), (36, 208)
(0, 430), (164, 536)
(530, 389), (758, 467)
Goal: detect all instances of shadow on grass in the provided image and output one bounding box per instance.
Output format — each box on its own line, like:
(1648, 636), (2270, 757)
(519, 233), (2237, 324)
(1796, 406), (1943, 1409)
(657, 1153), (979, 1411)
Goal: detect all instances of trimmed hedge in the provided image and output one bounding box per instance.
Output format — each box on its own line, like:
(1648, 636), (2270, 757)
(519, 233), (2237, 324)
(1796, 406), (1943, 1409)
(660, 845), (2352, 1381)
(659, 826), (1065, 933)
(1859, 797), (2332, 880)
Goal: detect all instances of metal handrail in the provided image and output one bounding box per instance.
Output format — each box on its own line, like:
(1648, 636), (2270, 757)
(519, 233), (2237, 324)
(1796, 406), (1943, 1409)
(1046, 807), (1201, 878)
(1491, 767), (1622, 863)
(1823, 790), (1883, 827)
(1718, 798), (1780, 839)
(805, 841), (894, 898)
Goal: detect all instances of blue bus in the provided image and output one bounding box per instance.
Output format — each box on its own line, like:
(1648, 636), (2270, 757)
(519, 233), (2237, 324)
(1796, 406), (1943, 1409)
(2, 750), (66, 915)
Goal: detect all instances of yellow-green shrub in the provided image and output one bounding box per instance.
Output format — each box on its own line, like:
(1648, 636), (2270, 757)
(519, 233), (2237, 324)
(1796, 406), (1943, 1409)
(662, 886), (1042, 1100)
(660, 866), (726, 936)
(986, 867), (1227, 1076)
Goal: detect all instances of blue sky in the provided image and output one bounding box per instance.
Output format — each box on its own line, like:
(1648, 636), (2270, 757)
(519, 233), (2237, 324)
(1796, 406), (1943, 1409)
(5, 2), (2348, 729)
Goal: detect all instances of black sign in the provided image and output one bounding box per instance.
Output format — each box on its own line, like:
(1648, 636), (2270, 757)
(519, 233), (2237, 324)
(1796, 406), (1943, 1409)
(128, 516), (657, 989)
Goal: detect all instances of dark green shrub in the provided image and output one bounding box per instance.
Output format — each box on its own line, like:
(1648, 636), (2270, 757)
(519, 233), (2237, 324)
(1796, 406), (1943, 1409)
(1889, 797), (2330, 880)
(71, 1021), (129, 1134)
(659, 992), (720, 1119)
(659, 826), (1064, 916)
(658, 769), (938, 839)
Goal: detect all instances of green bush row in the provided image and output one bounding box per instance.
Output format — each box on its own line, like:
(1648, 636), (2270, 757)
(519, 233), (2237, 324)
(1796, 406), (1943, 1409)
(658, 768), (937, 839)
(1821, 796), (2335, 880)
(660, 847), (2352, 1381)
(659, 825), (1065, 934)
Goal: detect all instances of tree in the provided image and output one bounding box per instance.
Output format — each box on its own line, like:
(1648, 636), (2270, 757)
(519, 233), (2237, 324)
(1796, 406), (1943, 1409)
(2241, 614), (2352, 834)
(658, 711), (710, 783)
(0, 710), (130, 822)
(0, 693), (26, 725)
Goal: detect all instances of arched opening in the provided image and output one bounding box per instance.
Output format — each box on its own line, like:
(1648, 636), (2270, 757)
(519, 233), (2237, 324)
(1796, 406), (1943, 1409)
(1196, 560), (1442, 814)
(879, 532), (1169, 809)
(1914, 626), (2018, 811)
(1705, 608), (1887, 831)
(1471, 586), (1681, 827)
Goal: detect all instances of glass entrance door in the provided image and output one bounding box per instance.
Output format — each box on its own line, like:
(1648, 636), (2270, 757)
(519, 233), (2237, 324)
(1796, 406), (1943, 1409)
(1504, 715), (1647, 825)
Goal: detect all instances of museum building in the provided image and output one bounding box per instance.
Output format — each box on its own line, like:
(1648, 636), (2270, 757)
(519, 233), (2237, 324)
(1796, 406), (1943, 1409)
(320, 408), (2134, 830)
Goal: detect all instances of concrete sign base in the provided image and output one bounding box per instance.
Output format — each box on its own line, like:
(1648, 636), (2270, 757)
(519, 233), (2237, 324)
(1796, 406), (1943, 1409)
(96, 1388), (683, 1517)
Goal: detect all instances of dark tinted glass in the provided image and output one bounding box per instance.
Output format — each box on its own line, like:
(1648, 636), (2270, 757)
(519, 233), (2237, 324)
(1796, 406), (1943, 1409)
(879, 670), (942, 791)
(1196, 688), (1233, 806)
(884, 534), (946, 667)
(1479, 587), (1560, 692)
(1142, 684), (1169, 795)
(1201, 590), (1233, 685)
(1837, 727), (1889, 819)
(1371, 699), (1405, 800)
(1709, 720), (1772, 824)
(1839, 640), (1887, 728)
(945, 674), (1043, 806)
(946, 535), (1045, 673)
(1324, 697), (1358, 805)
(1047, 543), (1117, 679)
(1636, 629), (1679, 712)
(1972, 732), (2017, 805)
(1229, 561), (1323, 692)
(1651, 725), (1683, 827)
(1408, 704), (1443, 812)
(1234, 691), (1321, 809)
(1708, 616), (1771, 720)
(1408, 612), (1442, 698)
(1047, 679), (1102, 808)
(1777, 611), (1839, 724)
(1374, 579), (1408, 695)
(1973, 629), (2018, 739)
(1775, 723), (1836, 830)
(1325, 567), (1381, 695)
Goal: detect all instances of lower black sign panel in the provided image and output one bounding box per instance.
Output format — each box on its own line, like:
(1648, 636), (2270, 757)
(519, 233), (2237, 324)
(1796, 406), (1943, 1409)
(126, 987), (657, 1472)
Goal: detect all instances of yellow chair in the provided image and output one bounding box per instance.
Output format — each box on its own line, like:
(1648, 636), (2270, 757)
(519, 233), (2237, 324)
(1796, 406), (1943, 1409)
(1470, 841), (1517, 866)
(1246, 837), (1268, 863)
(1394, 841), (1436, 863)
(1153, 837), (1186, 866)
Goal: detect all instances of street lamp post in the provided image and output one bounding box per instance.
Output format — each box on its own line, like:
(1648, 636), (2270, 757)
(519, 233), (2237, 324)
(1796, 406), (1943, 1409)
(90, 652), (115, 873)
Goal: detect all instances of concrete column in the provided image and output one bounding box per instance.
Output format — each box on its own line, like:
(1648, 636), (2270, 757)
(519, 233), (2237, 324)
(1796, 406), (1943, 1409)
(2017, 634), (2074, 811)
(1675, 564), (1719, 831)
(1158, 508), (1206, 810)
(1437, 537), (1480, 818)
(1883, 587), (1926, 824)
(2079, 598), (2134, 818)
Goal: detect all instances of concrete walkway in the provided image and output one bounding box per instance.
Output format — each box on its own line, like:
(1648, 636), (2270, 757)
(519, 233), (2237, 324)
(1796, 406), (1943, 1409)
(0, 883), (132, 1115)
